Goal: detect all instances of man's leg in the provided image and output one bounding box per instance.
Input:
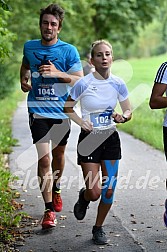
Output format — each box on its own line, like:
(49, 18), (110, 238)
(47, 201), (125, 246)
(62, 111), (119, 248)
(36, 142), (56, 229)
(52, 145), (66, 185)
(36, 142), (52, 203)
(51, 144), (66, 212)
(51, 119), (70, 211)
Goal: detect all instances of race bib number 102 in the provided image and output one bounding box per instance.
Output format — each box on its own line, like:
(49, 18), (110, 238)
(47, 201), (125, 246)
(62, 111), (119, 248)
(90, 110), (114, 129)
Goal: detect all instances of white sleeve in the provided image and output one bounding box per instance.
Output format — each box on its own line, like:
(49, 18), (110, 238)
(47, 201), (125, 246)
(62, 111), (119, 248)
(118, 80), (129, 102)
(70, 79), (88, 101)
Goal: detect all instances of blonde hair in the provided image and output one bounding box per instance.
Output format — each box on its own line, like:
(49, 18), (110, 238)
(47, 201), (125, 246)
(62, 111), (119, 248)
(90, 39), (113, 58)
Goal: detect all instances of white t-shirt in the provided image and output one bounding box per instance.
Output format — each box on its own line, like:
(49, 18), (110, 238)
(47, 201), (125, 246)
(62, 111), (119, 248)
(70, 72), (129, 129)
(154, 62), (167, 127)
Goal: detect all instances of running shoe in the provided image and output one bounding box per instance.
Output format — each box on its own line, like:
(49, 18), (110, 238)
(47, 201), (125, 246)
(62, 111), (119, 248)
(164, 199), (167, 227)
(92, 226), (109, 245)
(74, 188), (90, 220)
(52, 190), (63, 212)
(41, 210), (57, 229)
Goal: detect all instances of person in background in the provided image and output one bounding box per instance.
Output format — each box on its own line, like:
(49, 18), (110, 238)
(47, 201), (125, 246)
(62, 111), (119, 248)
(20, 3), (83, 229)
(149, 62), (167, 227)
(83, 52), (94, 75)
(64, 40), (132, 244)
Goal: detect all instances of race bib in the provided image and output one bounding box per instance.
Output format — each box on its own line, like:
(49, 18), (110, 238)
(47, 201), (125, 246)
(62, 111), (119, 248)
(90, 110), (115, 129)
(35, 84), (59, 101)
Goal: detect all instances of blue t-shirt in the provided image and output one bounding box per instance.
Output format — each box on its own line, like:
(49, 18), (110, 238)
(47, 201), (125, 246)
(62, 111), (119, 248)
(23, 38), (82, 119)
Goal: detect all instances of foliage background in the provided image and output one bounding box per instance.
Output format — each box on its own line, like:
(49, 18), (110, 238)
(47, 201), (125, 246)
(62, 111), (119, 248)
(0, 0), (166, 98)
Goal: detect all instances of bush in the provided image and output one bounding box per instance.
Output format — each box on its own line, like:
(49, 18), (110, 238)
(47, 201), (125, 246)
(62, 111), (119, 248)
(151, 43), (167, 56)
(0, 63), (19, 99)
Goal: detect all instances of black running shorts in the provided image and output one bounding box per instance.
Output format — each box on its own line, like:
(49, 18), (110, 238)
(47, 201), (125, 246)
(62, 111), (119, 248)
(29, 113), (71, 145)
(77, 129), (121, 164)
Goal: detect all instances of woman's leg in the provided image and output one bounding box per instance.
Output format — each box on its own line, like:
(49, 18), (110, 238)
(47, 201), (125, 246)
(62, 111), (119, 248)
(81, 162), (101, 202)
(95, 160), (119, 227)
(73, 162), (101, 221)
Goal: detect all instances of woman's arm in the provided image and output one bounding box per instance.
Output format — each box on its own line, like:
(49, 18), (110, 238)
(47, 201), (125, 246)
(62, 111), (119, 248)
(113, 98), (132, 123)
(64, 96), (93, 131)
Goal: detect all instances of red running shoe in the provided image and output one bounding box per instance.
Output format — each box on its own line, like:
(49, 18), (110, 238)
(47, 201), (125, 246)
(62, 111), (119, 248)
(52, 190), (63, 212)
(41, 210), (57, 229)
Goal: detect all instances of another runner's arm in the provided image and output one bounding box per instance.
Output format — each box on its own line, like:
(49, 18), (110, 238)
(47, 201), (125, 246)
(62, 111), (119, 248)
(113, 98), (132, 123)
(64, 95), (93, 131)
(149, 83), (167, 109)
(38, 60), (83, 86)
(20, 62), (32, 92)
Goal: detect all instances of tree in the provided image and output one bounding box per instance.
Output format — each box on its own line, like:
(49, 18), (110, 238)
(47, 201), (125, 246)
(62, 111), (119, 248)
(0, 0), (16, 61)
(6, 0), (165, 58)
(92, 0), (165, 47)
(7, 0), (96, 57)
(0, 0), (165, 98)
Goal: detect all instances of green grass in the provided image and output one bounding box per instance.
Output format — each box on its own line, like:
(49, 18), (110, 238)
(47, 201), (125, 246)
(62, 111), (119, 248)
(127, 54), (167, 88)
(0, 89), (26, 155)
(116, 54), (167, 151)
(0, 87), (26, 243)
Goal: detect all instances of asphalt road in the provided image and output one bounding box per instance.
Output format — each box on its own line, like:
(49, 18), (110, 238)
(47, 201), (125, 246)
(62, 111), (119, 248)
(9, 100), (167, 252)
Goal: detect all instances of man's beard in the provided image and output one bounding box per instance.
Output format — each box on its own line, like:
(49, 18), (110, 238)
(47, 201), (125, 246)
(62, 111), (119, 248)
(42, 34), (54, 42)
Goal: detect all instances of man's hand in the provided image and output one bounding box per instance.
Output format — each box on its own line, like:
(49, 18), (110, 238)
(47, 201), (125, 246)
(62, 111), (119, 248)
(20, 64), (32, 92)
(38, 60), (61, 78)
(21, 77), (32, 92)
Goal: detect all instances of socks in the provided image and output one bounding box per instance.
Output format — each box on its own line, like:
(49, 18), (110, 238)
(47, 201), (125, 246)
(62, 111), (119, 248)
(80, 189), (89, 202)
(45, 202), (54, 212)
(52, 182), (61, 193)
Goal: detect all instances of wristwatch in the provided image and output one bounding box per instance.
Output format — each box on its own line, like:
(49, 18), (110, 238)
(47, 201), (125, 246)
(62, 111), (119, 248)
(122, 115), (128, 123)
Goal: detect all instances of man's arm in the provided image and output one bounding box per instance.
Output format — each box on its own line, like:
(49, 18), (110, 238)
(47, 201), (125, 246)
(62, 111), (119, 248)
(149, 83), (167, 109)
(20, 63), (32, 92)
(38, 60), (83, 86)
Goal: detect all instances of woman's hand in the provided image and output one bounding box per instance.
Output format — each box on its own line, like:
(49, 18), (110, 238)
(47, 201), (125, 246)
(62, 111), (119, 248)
(112, 112), (126, 123)
(81, 120), (93, 131)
